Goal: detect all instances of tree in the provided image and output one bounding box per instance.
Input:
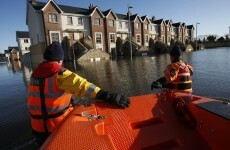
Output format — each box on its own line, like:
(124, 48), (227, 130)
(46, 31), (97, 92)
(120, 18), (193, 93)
(116, 37), (123, 56)
(149, 38), (155, 50)
(153, 41), (167, 54)
(207, 35), (216, 42)
(217, 37), (225, 42)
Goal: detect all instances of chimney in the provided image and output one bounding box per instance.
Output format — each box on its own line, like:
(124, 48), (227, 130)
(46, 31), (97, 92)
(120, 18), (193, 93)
(89, 4), (94, 10)
(31, 0), (36, 4)
(152, 16), (156, 21)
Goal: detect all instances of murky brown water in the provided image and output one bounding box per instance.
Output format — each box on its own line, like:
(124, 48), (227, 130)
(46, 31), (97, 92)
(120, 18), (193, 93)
(0, 47), (229, 149)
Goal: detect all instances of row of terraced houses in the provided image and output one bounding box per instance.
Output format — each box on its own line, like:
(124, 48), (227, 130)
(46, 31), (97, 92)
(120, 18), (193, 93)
(26, 0), (195, 58)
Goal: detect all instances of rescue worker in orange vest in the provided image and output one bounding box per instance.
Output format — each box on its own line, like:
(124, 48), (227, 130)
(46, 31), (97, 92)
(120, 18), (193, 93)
(151, 45), (193, 92)
(28, 42), (130, 146)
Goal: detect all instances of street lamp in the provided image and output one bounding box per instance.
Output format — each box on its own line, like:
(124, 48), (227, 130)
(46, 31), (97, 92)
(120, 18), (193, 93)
(196, 22), (200, 50)
(128, 6), (133, 59)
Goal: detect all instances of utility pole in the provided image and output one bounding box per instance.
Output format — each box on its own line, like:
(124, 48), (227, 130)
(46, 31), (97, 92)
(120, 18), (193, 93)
(228, 26), (230, 47)
(128, 6), (133, 59)
(196, 22), (200, 50)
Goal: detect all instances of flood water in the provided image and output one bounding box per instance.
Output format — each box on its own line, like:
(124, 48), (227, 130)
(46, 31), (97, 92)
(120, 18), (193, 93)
(0, 47), (230, 149)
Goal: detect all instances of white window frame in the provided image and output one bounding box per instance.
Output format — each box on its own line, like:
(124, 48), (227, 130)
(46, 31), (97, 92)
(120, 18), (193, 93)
(49, 31), (61, 43)
(67, 16), (73, 25)
(94, 18), (100, 25)
(144, 24), (147, 30)
(95, 32), (102, 43)
(145, 35), (149, 43)
(24, 39), (28, 43)
(118, 22), (122, 29)
(109, 33), (115, 43)
(136, 23), (139, 29)
(78, 17), (83, 25)
(109, 19), (114, 26)
(49, 13), (57, 23)
(136, 34), (141, 43)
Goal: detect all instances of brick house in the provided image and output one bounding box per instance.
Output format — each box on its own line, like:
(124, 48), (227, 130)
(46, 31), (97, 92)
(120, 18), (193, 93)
(172, 22), (183, 42)
(26, 0), (195, 61)
(165, 20), (172, 45)
(186, 25), (195, 42)
(153, 19), (166, 43)
(141, 16), (151, 46)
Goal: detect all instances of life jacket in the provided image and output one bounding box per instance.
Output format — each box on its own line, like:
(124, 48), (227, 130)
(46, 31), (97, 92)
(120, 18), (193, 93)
(28, 62), (73, 133)
(166, 63), (192, 92)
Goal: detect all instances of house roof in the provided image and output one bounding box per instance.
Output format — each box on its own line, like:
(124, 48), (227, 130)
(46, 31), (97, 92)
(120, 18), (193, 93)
(116, 13), (128, 20)
(153, 19), (164, 24)
(16, 31), (29, 38)
(8, 47), (19, 52)
(102, 9), (118, 19)
(187, 25), (194, 29)
(130, 14), (138, 21)
(30, 1), (91, 15)
(4, 50), (9, 54)
(172, 22), (182, 27)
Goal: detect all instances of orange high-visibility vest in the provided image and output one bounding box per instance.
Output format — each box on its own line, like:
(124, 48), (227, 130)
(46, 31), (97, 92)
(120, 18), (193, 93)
(28, 74), (73, 133)
(166, 63), (192, 92)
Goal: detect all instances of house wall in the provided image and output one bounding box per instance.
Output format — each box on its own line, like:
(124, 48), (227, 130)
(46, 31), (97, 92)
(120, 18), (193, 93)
(42, 2), (62, 45)
(89, 9), (105, 51)
(61, 14), (91, 40)
(27, 3), (45, 46)
(141, 19), (149, 46)
(132, 18), (142, 45)
(104, 12), (116, 53)
(165, 24), (171, 45)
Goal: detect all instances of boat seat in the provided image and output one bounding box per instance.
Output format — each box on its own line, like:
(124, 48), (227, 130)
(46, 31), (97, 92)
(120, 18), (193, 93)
(197, 101), (230, 120)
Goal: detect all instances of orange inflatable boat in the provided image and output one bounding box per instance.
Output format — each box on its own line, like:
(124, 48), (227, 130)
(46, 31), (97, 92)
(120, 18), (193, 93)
(41, 90), (230, 150)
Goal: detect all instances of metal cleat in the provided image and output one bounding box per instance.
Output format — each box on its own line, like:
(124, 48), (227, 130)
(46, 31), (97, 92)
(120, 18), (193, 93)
(81, 112), (107, 121)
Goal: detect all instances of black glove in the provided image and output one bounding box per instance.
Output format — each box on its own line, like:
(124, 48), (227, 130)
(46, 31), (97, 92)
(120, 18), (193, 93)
(151, 81), (161, 90)
(96, 90), (130, 108)
(151, 77), (166, 90)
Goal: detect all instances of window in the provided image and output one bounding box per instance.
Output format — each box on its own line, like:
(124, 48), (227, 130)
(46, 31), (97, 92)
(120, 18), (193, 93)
(67, 17), (73, 25)
(25, 47), (28, 50)
(136, 23), (139, 29)
(94, 18), (100, 25)
(168, 37), (170, 42)
(118, 22), (122, 29)
(49, 14), (57, 23)
(110, 34), (115, 43)
(125, 22), (128, 29)
(145, 35), (148, 42)
(136, 35), (140, 43)
(109, 19), (114, 26)
(144, 24), (147, 30)
(161, 26), (164, 31)
(150, 25), (152, 31)
(167, 27), (170, 32)
(51, 32), (60, 43)
(24, 39), (28, 43)
(96, 33), (102, 43)
(78, 17), (83, 25)
(162, 36), (165, 42)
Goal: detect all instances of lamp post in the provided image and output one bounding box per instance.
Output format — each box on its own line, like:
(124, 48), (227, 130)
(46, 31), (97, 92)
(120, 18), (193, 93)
(128, 6), (133, 59)
(228, 26), (230, 47)
(195, 22), (200, 50)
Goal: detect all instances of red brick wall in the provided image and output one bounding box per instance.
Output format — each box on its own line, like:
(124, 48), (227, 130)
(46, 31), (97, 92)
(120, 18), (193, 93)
(132, 17), (142, 44)
(42, 2), (62, 46)
(89, 9), (105, 51)
(141, 19), (149, 46)
(104, 12), (116, 52)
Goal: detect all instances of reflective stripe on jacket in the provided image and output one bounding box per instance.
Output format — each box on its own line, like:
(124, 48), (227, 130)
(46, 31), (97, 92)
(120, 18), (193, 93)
(164, 62), (192, 92)
(28, 75), (72, 133)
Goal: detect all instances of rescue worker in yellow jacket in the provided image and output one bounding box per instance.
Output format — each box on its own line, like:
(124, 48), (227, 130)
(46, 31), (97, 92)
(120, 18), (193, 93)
(28, 42), (130, 146)
(151, 45), (193, 92)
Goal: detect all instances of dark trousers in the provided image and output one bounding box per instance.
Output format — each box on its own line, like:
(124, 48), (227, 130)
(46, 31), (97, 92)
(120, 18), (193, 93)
(32, 130), (51, 146)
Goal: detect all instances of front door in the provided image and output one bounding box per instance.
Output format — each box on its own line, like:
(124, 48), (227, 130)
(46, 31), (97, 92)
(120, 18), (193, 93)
(79, 33), (84, 42)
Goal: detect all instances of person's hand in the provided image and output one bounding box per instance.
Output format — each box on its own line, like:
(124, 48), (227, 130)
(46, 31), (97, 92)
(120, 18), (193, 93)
(96, 90), (130, 108)
(151, 81), (161, 90)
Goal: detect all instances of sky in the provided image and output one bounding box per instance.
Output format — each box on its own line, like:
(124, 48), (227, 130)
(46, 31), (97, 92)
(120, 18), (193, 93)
(1, 0), (230, 53)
